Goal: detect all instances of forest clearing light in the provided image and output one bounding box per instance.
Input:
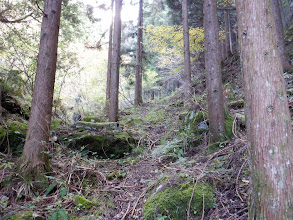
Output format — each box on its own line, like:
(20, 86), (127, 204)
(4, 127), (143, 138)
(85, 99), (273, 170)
(76, 0), (139, 23)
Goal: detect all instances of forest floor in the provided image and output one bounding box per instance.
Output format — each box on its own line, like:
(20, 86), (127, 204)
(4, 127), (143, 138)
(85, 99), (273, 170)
(0, 80), (251, 220)
(3, 52), (293, 219)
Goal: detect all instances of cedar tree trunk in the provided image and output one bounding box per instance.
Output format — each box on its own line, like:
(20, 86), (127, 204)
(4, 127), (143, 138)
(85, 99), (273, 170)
(182, 0), (192, 102)
(236, 0), (293, 218)
(18, 0), (62, 178)
(134, 0), (143, 105)
(204, 0), (226, 142)
(109, 0), (122, 122)
(0, 86), (2, 118)
(271, 0), (290, 71)
(105, 0), (114, 113)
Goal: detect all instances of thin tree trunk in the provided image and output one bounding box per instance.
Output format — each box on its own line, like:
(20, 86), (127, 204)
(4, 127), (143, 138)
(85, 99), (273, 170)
(282, 0), (291, 28)
(109, 0), (122, 122)
(204, 0), (226, 142)
(134, 0), (143, 105)
(224, 9), (230, 57)
(18, 0), (62, 179)
(279, 0), (287, 29)
(272, 0), (291, 71)
(236, 0), (293, 218)
(224, 9), (233, 57)
(0, 86), (2, 118)
(182, 0), (192, 103)
(105, 0), (114, 113)
(227, 11), (233, 54)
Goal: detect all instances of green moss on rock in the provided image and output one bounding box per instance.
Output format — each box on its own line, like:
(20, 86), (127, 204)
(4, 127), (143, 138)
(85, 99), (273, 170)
(143, 182), (215, 220)
(0, 120), (27, 154)
(4, 211), (34, 220)
(82, 116), (105, 123)
(227, 99), (244, 108)
(74, 195), (98, 210)
(63, 131), (135, 159)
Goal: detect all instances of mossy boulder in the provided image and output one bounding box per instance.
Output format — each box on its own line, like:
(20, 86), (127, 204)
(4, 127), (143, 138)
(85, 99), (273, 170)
(143, 182), (215, 220)
(182, 110), (208, 134)
(0, 120), (27, 154)
(62, 131), (135, 159)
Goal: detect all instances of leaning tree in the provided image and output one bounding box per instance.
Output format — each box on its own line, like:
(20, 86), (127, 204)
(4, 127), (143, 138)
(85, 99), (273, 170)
(18, 0), (62, 182)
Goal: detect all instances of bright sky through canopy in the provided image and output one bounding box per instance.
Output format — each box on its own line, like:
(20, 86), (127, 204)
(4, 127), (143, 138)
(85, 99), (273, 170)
(78, 0), (139, 23)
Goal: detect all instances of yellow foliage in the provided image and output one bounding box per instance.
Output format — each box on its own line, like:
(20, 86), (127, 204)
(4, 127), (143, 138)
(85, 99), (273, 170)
(145, 25), (225, 58)
(217, 0), (235, 8)
(145, 25), (205, 57)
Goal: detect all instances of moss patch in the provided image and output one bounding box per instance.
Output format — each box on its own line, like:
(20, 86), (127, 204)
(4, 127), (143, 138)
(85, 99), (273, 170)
(143, 182), (215, 220)
(82, 116), (105, 123)
(74, 195), (98, 210)
(3, 211), (34, 220)
(144, 107), (166, 122)
(225, 114), (234, 139)
(0, 120), (27, 154)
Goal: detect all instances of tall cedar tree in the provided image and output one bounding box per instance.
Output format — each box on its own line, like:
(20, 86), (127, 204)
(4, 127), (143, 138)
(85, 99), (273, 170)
(236, 0), (293, 218)
(109, 0), (122, 122)
(134, 0), (143, 105)
(203, 0), (225, 142)
(182, 0), (192, 102)
(105, 0), (114, 113)
(18, 0), (62, 178)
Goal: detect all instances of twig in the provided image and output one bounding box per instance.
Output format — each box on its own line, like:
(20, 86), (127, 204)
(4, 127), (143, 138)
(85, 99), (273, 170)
(236, 159), (248, 202)
(35, 1), (47, 16)
(226, 207), (248, 220)
(131, 188), (147, 216)
(187, 163), (207, 219)
(201, 192), (205, 220)
(121, 202), (131, 220)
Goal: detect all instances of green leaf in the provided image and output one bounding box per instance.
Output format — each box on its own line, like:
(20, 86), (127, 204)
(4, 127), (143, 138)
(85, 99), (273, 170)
(48, 209), (68, 220)
(59, 187), (68, 198)
(45, 182), (57, 196)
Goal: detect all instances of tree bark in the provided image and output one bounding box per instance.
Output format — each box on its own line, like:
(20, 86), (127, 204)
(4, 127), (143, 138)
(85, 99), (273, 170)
(105, 0), (114, 113)
(236, 0), (293, 219)
(182, 0), (192, 102)
(18, 0), (62, 178)
(204, 0), (226, 142)
(109, 0), (122, 122)
(223, 9), (230, 57)
(271, 0), (290, 71)
(134, 0), (143, 105)
(0, 86), (2, 118)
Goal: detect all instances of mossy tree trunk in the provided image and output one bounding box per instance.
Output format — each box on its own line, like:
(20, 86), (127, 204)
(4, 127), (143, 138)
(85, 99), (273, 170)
(203, 0), (226, 142)
(236, 0), (293, 218)
(18, 0), (62, 179)
(105, 0), (114, 114)
(182, 0), (192, 103)
(134, 0), (143, 105)
(109, 0), (122, 122)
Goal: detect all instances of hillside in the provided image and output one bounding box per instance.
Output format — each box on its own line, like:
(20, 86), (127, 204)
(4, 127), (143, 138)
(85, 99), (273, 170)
(0, 68), (251, 220)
